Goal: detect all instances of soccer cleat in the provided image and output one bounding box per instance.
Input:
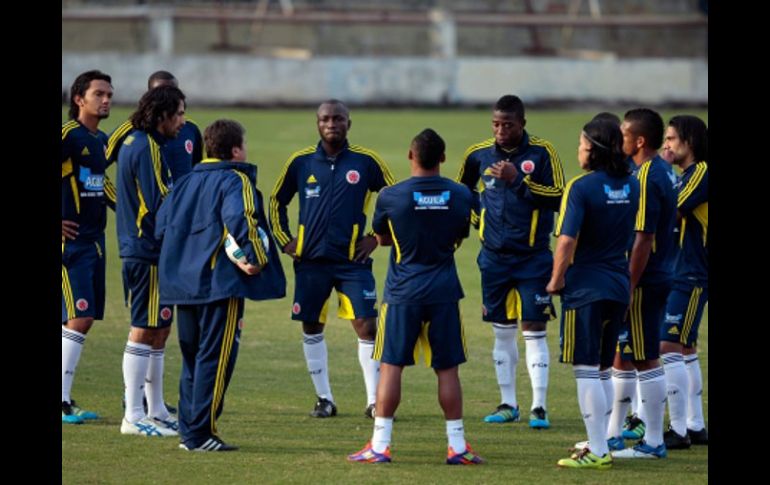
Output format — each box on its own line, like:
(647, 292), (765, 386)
(310, 397), (337, 418)
(483, 404), (520, 423)
(571, 436), (625, 453)
(151, 414), (179, 432)
(621, 414), (646, 440)
(557, 447), (613, 470)
(687, 427), (708, 445)
(612, 440), (667, 459)
(180, 436), (238, 452)
(529, 407), (550, 429)
(347, 441), (392, 463)
(663, 426), (691, 449)
(364, 403), (375, 419)
(446, 443), (484, 465)
(69, 400), (99, 420)
(120, 417), (178, 437)
(62, 401), (84, 425)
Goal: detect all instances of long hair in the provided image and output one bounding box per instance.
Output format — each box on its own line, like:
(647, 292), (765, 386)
(669, 115), (708, 163)
(129, 86), (186, 133)
(68, 70), (112, 120)
(582, 119), (629, 178)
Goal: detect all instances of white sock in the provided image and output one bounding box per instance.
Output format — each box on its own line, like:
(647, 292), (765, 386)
(635, 378), (647, 424)
(574, 366), (608, 457)
(146, 348), (168, 419)
(62, 327), (86, 403)
(638, 367), (666, 447)
(599, 369), (613, 436)
(358, 339), (379, 406)
(523, 330), (549, 410)
(607, 369), (636, 439)
(371, 416), (393, 453)
(630, 382), (641, 417)
(662, 352), (688, 436)
(492, 323), (518, 408)
(303, 333), (333, 402)
(685, 354), (705, 430)
(123, 341), (152, 423)
(446, 419), (466, 453)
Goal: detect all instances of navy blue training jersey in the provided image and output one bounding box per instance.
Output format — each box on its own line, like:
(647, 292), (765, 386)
(555, 169), (640, 308)
(372, 175), (472, 304)
(632, 155), (678, 286)
(673, 161), (708, 288)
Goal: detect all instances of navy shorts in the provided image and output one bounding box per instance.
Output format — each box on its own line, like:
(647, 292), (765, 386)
(291, 259), (378, 323)
(373, 301), (467, 369)
(559, 300), (626, 367)
(477, 247), (555, 323)
(618, 284), (671, 361)
(122, 261), (173, 329)
(62, 236), (105, 323)
(660, 285), (708, 348)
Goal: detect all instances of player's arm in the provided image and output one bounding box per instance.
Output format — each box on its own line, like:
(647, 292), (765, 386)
(547, 178), (584, 294)
(222, 172), (268, 271)
(61, 128), (79, 240)
(456, 149), (482, 228)
(371, 190), (393, 246)
(628, 165), (659, 292)
(134, 146), (172, 239)
(105, 120), (134, 167)
(269, 156), (299, 256)
(677, 163), (708, 214)
(103, 175), (117, 211)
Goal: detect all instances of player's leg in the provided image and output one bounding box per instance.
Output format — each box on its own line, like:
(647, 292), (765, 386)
(684, 344), (708, 444)
(176, 304), (199, 442)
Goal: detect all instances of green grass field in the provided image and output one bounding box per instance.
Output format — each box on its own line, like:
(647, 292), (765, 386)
(62, 107), (708, 484)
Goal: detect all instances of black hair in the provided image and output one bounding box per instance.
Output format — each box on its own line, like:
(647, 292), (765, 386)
(591, 111), (621, 126)
(411, 128), (445, 170)
(493, 94), (525, 121)
(624, 108), (664, 150)
(68, 70), (112, 120)
(147, 70), (177, 90)
(668, 115), (708, 163)
(582, 119), (630, 178)
(204, 119), (245, 160)
(129, 85), (186, 133)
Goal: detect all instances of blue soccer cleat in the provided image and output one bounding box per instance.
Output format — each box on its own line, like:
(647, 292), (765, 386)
(529, 406), (550, 429)
(483, 404), (520, 423)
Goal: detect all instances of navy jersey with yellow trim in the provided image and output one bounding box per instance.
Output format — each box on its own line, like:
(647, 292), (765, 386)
(372, 176), (472, 304)
(673, 161), (708, 288)
(555, 169), (640, 308)
(155, 160), (286, 304)
(270, 141), (395, 262)
(632, 155), (678, 286)
(115, 130), (173, 262)
(61, 120), (111, 242)
(456, 131), (565, 254)
(107, 119), (202, 180)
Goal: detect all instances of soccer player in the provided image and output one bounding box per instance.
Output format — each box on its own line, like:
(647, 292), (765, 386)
(608, 108), (677, 459)
(115, 86), (187, 437)
(62, 70), (114, 424)
(270, 100), (395, 418)
(107, 70), (202, 180)
(457, 95), (564, 428)
(348, 128), (483, 464)
(659, 115), (708, 449)
(156, 119), (284, 451)
(548, 119), (639, 469)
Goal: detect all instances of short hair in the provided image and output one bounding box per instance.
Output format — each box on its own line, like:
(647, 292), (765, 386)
(129, 85), (186, 133)
(318, 98), (349, 117)
(68, 70), (112, 120)
(147, 70), (177, 90)
(204, 119), (245, 160)
(494, 95), (525, 121)
(624, 108), (664, 150)
(668, 115), (708, 163)
(582, 119), (629, 177)
(411, 128), (445, 170)
(591, 112), (621, 126)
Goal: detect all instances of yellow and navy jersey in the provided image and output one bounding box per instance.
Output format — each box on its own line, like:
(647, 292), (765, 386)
(555, 169), (640, 308)
(270, 141), (395, 262)
(673, 161), (708, 288)
(631, 155), (678, 286)
(456, 131), (564, 254)
(61, 120), (114, 242)
(372, 176), (472, 304)
(115, 130), (173, 262)
(107, 119), (202, 180)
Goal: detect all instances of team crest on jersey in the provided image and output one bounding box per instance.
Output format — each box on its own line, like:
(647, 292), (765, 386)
(185, 139), (193, 154)
(76, 298), (89, 311)
(603, 184), (631, 204)
(346, 170), (360, 184)
(521, 160), (535, 174)
(160, 307), (172, 321)
(292, 302), (301, 314)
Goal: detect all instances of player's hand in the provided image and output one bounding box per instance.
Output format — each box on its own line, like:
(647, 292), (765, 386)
(546, 277), (564, 295)
(354, 235), (378, 262)
(283, 238), (299, 260)
(236, 260), (262, 275)
(62, 220), (79, 241)
(489, 160), (518, 183)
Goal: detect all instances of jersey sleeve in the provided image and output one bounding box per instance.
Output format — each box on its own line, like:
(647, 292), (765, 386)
(269, 156), (299, 247)
(371, 188), (391, 235)
(677, 163), (708, 214)
(555, 178), (585, 238)
(222, 171), (268, 267)
(367, 152), (396, 192)
(106, 120), (134, 167)
(456, 149), (482, 228)
(634, 163), (662, 233)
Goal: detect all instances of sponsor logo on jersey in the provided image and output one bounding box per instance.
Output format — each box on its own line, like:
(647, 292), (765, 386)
(363, 289), (377, 300)
(79, 167), (104, 191)
(76, 298), (89, 311)
(413, 191), (450, 210)
(664, 313), (682, 324)
(160, 307), (172, 321)
(185, 139), (193, 154)
(346, 170), (360, 184)
(603, 184), (631, 204)
(521, 160), (535, 174)
(305, 186), (321, 198)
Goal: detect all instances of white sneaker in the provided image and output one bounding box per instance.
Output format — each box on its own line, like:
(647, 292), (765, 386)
(121, 417), (178, 437)
(151, 414), (179, 432)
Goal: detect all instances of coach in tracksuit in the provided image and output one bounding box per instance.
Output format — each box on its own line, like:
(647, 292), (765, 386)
(156, 119), (286, 451)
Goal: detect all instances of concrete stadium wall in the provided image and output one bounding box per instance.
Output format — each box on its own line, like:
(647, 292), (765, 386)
(62, 53), (707, 106)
